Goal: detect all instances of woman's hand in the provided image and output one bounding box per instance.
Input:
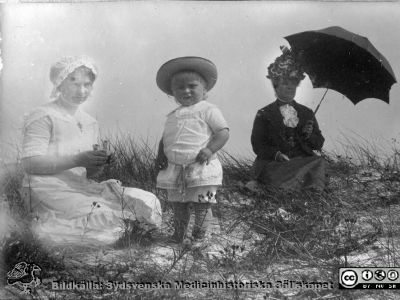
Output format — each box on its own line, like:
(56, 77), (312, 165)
(196, 148), (213, 165)
(74, 150), (108, 168)
(302, 120), (314, 139)
(22, 151), (106, 176)
(86, 165), (105, 178)
(275, 151), (290, 162)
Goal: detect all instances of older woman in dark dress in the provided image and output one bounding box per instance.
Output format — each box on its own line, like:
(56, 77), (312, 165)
(250, 47), (327, 192)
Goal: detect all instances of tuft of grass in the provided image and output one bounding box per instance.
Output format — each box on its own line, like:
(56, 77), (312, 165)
(218, 150), (253, 184)
(2, 133), (400, 299)
(1, 161), (66, 280)
(96, 134), (159, 193)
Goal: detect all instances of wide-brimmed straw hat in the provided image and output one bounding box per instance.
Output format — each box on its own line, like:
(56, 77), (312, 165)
(156, 56), (217, 95)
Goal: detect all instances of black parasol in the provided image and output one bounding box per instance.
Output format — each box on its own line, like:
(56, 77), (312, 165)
(285, 26), (397, 112)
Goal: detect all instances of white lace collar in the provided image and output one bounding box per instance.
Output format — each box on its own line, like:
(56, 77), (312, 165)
(279, 104), (299, 128)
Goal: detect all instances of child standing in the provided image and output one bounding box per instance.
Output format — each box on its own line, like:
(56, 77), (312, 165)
(155, 57), (229, 243)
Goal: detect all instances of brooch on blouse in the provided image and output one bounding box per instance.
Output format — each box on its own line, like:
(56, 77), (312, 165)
(77, 122), (83, 132)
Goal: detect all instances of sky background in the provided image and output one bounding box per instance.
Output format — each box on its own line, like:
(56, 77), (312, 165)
(1, 2), (400, 162)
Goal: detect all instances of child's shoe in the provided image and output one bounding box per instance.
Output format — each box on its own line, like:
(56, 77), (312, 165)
(168, 231), (184, 243)
(192, 229), (206, 241)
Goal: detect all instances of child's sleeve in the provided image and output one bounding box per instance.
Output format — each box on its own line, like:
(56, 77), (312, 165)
(205, 106), (229, 134)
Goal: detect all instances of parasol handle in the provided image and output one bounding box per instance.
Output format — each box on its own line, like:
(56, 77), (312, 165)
(313, 88), (329, 115)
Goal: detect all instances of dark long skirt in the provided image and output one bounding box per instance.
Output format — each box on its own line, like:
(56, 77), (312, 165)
(253, 156), (327, 192)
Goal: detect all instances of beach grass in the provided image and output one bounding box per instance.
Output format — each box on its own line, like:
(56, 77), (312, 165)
(1, 134), (400, 299)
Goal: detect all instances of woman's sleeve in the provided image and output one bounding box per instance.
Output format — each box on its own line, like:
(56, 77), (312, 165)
(22, 116), (52, 158)
(250, 111), (279, 160)
(306, 115), (324, 150)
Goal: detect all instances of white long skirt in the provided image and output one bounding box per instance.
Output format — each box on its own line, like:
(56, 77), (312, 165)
(22, 174), (162, 245)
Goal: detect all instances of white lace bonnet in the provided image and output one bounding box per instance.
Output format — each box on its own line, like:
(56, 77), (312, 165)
(49, 55), (98, 98)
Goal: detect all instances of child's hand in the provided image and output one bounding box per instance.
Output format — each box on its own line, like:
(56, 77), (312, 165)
(196, 148), (213, 165)
(155, 138), (168, 172)
(155, 157), (168, 171)
(155, 151), (168, 172)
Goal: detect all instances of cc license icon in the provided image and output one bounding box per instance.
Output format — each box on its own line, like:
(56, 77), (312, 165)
(374, 270), (386, 281)
(387, 270), (399, 281)
(341, 270), (358, 287)
(362, 270), (373, 281)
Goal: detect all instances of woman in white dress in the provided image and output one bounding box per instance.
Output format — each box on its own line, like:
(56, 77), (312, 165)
(21, 56), (162, 245)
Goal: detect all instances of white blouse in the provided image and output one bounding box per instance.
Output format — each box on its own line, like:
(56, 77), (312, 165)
(21, 100), (99, 188)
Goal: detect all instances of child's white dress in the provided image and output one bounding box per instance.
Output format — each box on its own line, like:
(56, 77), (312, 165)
(156, 101), (229, 203)
(22, 101), (162, 245)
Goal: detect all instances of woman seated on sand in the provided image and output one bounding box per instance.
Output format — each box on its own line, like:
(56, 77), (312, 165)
(21, 56), (162, 245)
(250, 47), (327, 192)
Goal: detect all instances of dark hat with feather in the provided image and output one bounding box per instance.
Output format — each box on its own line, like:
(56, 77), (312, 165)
(267, 46), (305, 84)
